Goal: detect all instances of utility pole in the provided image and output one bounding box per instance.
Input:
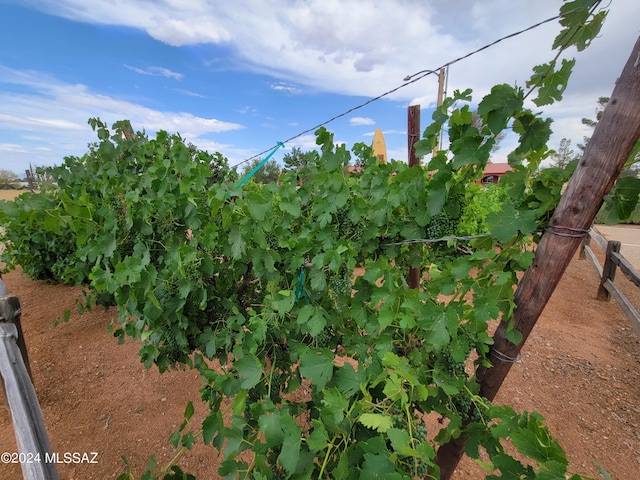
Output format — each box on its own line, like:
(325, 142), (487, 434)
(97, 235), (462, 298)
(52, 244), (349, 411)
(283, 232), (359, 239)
(434, 67), (446, 154)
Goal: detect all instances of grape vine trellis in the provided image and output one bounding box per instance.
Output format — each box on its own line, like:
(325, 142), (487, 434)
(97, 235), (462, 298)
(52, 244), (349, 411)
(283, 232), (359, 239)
(0, 2), (623, 479)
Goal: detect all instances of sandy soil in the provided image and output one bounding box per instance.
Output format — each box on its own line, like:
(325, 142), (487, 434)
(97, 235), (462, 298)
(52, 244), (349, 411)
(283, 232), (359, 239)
(0, 190), (31, 201)
(1, 190), (639, 479)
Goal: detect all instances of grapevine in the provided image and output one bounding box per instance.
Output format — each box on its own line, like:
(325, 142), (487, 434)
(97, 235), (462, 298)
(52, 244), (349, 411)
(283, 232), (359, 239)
(0, 2), (611, 479)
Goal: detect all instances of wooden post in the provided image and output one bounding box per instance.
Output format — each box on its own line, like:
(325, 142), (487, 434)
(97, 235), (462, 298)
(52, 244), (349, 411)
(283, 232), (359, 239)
(597, 241), (621, 300)
(435, 34), (640, 479)
(434, 68), (446, 154)
(0, 295), (33, 381)
(0, 296), (59, 479)
(579, 232), (590, 260)
(408, 105), (421, 289)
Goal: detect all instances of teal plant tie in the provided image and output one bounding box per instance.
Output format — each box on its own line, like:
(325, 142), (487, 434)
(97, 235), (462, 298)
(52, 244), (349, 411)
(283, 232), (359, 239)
(228, 142), (285, 198)
(295, 267), (310, 304)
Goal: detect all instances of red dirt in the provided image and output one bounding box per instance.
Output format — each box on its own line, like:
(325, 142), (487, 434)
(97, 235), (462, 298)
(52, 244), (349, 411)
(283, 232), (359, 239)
(1, 251), (640, 479)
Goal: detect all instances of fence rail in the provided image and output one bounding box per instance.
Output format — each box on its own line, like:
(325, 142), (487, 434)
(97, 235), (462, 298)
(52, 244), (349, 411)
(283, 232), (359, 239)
(0, 285), (59, 480)
(580, 228), (640, 337)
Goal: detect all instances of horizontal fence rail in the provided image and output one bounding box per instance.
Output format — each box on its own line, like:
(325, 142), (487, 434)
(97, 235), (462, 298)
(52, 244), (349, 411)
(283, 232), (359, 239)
(580, 228), (640, 337)
(0, 290), (60, 480)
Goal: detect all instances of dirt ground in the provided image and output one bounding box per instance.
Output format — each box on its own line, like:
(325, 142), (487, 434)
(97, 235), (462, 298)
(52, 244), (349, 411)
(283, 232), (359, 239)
(1, 192), (639, 479)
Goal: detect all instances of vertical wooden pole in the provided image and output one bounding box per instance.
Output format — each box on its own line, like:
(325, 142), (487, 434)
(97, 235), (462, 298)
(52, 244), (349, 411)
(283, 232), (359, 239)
(435, 34), (640, 479)
(408, 105), (421, 168)
(434, 68), (446, 154)
(408, 105), (421, 289)
(579, 232), (591, 260)
(597, 240), (621, 300)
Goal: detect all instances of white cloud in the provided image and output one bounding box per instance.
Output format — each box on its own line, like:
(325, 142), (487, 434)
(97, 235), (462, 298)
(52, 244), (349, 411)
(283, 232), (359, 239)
(270, 82), (297, 93)
(173, 88), (207, 98)
(23, 0), (635, 122)
(0, 66), (243, 172)
(285, 134), (318, 151)
(350, 117), (375, 126)
(124, 64), (184, 80)
(6, 0), (639, 170)
(0, 143), (29, 154)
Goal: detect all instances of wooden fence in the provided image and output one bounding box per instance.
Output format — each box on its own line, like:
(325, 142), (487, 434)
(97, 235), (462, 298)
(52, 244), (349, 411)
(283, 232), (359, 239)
(580, 228), (640, 337)
(0, 283), (60, 480)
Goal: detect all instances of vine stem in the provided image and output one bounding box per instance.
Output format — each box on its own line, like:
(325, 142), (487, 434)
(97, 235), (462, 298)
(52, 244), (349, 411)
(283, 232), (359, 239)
(160, 427), (203, 475)
(522, 2), (602, 103)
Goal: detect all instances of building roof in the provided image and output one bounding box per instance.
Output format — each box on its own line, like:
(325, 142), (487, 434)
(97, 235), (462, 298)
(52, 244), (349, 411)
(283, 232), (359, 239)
(482, 163), (514, 176)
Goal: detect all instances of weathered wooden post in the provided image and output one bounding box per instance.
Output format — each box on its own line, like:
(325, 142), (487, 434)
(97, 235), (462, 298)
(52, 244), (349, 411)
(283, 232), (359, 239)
(0, 294), (33, 381)
(579, 230), (591, 260)
(597, 240), (621, 300)
(0, 293), (60, 479)
(435, 34), (640, 479)
(408, 104), (421, 289)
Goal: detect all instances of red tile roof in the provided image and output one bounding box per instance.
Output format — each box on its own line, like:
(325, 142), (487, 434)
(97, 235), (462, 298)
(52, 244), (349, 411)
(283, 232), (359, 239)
(482, 163), (513, 175)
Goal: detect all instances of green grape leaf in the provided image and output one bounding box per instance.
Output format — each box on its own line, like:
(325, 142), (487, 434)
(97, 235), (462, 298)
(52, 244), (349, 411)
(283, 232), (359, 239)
(491, 452), (530, 477)
(333, 361), (366, 398)
(360, 453), (397, 478)
(202, 411), (222, 445)
(259, 410), (285, 446)
(387, 428), (412, 454)
(358, 413), (393, 433)
(505, 328), (523, 346)
(509, 416), (567, 464)
(228, 225), (246, 260)
(183, 401), (194, 421)
(527, 59), (575, 107)
(478, 84), (524, 134)
(536, 461), (569, 480)
(449, 105), (473, 126)
(487, 203), (538, 242)
(234, 354), (263, 389)
(299, 347), (334, 390)
(605, 176), (640, 223)
(278, 414), (302, 475)
(245, 191), (270, 221)
(554, 1), (605, 52)
(306, 420), (329, 452)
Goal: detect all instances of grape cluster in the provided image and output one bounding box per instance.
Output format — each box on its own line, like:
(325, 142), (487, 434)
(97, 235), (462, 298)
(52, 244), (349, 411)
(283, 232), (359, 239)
(328, 266), (353, 297)
(183, 258), (202, 283)
(426, 212), (457, 240)
(388, 402), (431, 477)
(314, 328), (334, 348)
(269, 371), (282, 403)
(439, 349), (466, 376)
(244, 387), (261, 423)
(158, 275), (180, 302)
(333, 204), (365, 242)
(158, 328), (185, 367)
(265, 231), (279, 250)
(451, 392), (486, 423)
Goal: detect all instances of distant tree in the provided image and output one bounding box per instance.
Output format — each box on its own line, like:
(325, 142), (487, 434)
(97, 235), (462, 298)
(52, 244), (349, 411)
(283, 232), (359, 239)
(282, 147), (319, 172)
(471, 112), (505, 155)
(549, 138), (579, 169)
(240, 158), (281, 184)
(0, 169), (21, 189)
(578, 96), (609, 152)
(580, 96), (639, 178)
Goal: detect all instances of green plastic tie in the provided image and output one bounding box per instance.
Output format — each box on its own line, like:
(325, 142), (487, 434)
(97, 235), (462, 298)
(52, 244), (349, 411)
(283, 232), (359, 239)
(227, 142), (285, 198)
(295, 267), (310, 304)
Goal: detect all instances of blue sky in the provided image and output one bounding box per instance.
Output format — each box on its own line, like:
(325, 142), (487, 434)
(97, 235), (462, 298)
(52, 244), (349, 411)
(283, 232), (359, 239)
(0, 0), (637, 176)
